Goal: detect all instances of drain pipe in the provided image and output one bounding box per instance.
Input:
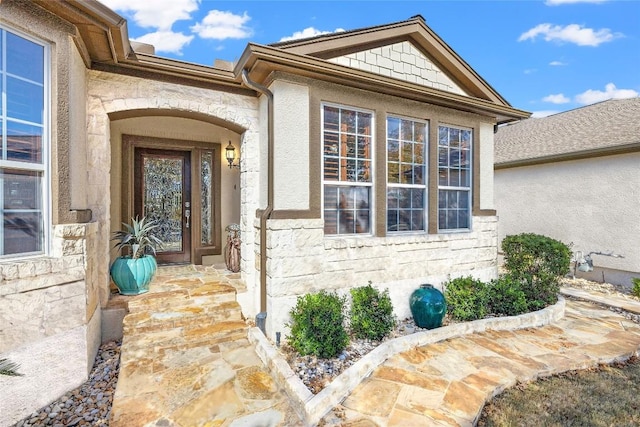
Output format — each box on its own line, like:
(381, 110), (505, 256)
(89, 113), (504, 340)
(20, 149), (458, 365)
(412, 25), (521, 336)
(241, 69), (273, 335)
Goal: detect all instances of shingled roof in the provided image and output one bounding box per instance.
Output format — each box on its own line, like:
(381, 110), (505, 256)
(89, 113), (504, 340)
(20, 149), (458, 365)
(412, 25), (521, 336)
(495, 97), (640, 167)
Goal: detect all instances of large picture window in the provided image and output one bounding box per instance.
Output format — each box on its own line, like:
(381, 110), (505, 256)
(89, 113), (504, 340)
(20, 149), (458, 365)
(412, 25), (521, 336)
(438, 125), (472, 231)
(0, 28), (47, 257)
(322, 105), (373, 235)
(386, 116), (428, 232)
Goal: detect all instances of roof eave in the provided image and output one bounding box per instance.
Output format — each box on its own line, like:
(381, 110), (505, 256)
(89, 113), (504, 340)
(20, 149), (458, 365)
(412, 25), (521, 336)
(495, 142), (640, 169)
(237, 43), (530, 124)
(272, 17), (512, 107)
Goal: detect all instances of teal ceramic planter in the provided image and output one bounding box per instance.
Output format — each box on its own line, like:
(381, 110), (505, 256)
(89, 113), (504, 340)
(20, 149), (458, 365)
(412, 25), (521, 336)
(109, 255), (157, 295)
(410, 284), (447, 329)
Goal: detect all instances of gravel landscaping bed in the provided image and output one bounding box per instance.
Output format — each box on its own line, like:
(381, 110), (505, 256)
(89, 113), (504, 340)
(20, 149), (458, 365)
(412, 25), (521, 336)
(283, 276), (640, 394)
(13, 341), (120, 427)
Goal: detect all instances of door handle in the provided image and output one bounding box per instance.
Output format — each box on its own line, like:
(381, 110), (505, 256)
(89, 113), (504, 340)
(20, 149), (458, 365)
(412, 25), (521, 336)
(185, 209), (190, 228)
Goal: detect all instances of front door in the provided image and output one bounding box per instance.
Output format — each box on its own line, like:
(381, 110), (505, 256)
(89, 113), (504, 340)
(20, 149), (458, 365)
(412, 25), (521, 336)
(134, 148), (191, 264)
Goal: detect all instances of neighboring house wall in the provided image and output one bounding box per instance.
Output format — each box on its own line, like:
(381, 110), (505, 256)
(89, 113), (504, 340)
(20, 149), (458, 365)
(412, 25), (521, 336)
(329, 41), (468, 96)
(261, 74), (498, 338)
(495, 152), (640, 287)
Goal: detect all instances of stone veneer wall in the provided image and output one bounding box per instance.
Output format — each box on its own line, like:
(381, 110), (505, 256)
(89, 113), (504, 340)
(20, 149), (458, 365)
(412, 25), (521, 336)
(0, 223), (101, 426)
(86, 70), (260, 318)
(262, 216), (498, 339)
(328, 41), (467, 96)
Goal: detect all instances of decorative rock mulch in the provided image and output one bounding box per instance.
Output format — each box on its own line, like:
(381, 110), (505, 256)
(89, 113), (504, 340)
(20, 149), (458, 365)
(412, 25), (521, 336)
(14, 341), (120, 427)
(283, 276), (640, 394)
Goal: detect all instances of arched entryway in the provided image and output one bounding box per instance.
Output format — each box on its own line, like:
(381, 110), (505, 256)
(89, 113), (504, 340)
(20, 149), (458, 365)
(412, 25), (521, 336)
(109, 111), (244, 265)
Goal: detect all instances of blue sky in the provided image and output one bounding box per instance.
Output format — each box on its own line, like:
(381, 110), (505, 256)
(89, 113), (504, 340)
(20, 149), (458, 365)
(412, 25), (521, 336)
(98, 0), (639, 117)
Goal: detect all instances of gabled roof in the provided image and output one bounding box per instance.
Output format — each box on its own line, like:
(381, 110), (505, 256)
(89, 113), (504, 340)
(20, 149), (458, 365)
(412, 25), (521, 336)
(28, 2), (529, 123)
(495, 97), (640, 168)
(270, 15), (509, 106)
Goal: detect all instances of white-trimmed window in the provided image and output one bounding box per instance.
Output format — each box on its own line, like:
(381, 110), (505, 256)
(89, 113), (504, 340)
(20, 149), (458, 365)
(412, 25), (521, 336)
(0, 28), (48, 257)
(322, 105), (373, 235)
(438, 125), (472, 231)
(386, 116), (428, 232)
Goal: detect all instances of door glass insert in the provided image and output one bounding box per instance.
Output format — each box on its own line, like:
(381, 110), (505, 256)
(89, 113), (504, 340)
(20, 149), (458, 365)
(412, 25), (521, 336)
(143, 156), (183, 252)
(201, 151), (213, 245)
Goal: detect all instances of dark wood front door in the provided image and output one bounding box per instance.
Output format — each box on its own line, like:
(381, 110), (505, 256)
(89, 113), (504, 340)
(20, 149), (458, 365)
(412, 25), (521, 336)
(134, 148), (191, 264)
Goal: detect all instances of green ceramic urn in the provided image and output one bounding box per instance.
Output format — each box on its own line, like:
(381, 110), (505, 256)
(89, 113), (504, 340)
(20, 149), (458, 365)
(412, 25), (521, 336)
(110, 255), (157, 295)
(410, 284), (447, 329)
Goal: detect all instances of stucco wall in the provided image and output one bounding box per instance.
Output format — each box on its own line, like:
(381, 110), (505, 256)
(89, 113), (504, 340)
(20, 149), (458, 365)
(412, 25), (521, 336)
(272, 80), (311, 210)
(495, 152), (640, 286)
(263, 216), (498, 340)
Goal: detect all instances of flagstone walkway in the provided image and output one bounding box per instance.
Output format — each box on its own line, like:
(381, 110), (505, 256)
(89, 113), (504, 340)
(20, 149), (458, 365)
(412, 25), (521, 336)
(109, 266), (640, 427)
(320, 298), (640, 426)
(108, 265), (301, 426)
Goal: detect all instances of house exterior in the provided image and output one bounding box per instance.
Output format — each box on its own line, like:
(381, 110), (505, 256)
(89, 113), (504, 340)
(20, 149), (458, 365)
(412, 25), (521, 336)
(0, 1), (528, 423)
(495, 98), (640, 288)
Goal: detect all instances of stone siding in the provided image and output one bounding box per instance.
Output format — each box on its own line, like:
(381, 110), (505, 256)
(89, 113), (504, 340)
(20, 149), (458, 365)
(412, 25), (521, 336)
(263, 216), (498, 339)
(0, 223), (98, 352)
(86, 70), (260, 316)
(328, 41), (467, 96)
(0, 223), (100, 426)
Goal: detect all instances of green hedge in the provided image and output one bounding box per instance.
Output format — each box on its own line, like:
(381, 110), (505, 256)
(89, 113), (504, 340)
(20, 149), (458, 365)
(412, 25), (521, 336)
(502, 233), (571, 310)
(350, 284), (395, 341)
(286, 291), (348, 358)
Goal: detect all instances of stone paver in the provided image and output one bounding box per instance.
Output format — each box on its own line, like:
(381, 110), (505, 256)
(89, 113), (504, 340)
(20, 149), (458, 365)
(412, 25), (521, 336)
(110, 272), (640, 427)
(322, 299), (640, 426)
(109, 265), (301, 427)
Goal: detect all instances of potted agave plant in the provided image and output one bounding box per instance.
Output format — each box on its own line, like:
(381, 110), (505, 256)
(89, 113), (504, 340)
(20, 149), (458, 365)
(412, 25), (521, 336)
(109, 216), (163, 295)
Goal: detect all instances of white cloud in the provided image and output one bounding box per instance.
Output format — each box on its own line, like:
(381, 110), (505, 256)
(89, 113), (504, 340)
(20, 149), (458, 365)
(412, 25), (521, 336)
(531, 110), (560, 118)
(518, 23), (622, 47)
(545, 0), (607, 5)
(523, 69), (537, 75)
(132, 31), (194, 55)
(575, 83), (639, 105)
(543, 93), (571, 104)
(191, 10), (253, 40)
(279, 27), (346, 42)
(549, 60), (567, 66)
(98, 0), (198, 31)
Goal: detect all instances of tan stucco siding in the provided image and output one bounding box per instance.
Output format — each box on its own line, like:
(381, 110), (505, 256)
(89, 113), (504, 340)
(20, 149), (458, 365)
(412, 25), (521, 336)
(479, 123), (495, 211)
(272, 80), (310, 210)
(69, 43), (88, 210)
(328, 41), (468, 96)
(495, 152), (640, 284)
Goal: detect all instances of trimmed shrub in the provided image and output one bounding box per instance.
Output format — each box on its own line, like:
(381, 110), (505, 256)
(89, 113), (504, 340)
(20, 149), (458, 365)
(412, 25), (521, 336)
(287, 291), (349, 358)
(350, 284), (395, 341)
(444, 276), (488, 321)
(632, 278), (640, 299)
(487, 276), (528, 316)
(502, 233), (571, 310)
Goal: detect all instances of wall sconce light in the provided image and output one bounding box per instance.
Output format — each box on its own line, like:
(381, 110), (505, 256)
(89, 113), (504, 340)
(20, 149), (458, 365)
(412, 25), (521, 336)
(225, 141), (240, 169)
